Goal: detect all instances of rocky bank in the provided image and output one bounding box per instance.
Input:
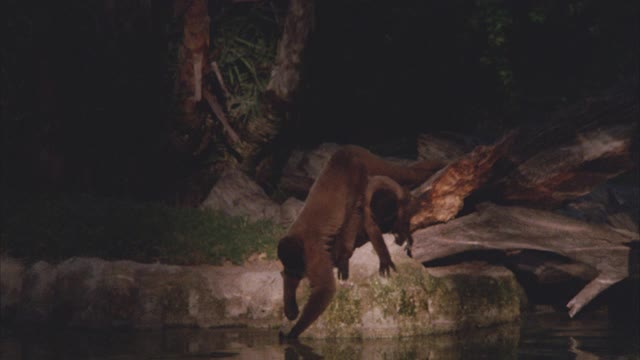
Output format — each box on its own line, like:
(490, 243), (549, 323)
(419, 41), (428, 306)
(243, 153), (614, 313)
(1, 235), (524, 338)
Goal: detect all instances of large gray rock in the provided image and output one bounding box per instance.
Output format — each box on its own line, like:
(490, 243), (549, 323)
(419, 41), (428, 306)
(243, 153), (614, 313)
(2, 236), (523, 337)
(279, 143), (342, 197)
(200, 168), (281, 222)
(278, 197), (305, 227)
(199, 168), (303, 227)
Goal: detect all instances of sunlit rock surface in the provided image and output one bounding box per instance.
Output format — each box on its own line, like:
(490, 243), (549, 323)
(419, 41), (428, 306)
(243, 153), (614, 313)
(1, 236), (523, 337)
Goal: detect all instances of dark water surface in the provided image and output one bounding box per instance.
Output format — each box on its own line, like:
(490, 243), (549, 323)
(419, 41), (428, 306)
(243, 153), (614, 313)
(1, 310), (638, 360)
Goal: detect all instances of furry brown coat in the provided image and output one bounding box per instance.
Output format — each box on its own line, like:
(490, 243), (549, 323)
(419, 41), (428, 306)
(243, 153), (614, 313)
(277, 145), (444, 338)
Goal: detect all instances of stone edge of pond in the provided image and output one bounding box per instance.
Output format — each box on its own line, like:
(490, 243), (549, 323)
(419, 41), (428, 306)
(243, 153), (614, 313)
(0, 236), (525, 338)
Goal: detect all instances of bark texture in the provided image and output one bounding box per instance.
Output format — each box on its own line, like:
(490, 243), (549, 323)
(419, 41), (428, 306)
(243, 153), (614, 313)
(411, 203), (638, 317)
(406, 85), (638, 319)
(496, 91), (639, 207)
(241, 0), (314, 167)
(171, 0), (210, 153)
(409, 133), (515, 230)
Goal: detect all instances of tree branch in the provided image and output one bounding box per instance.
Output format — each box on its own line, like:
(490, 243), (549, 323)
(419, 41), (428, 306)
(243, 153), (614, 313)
(203, 89), (241, 144)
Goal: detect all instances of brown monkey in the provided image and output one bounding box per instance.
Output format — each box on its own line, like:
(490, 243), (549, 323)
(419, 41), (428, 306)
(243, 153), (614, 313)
(278, 147), (368, 338)
(338, 145), (444, 188)
(278, 145), (444, 338)
(335, 175), (415, 281)
(367, 175), (416, 252)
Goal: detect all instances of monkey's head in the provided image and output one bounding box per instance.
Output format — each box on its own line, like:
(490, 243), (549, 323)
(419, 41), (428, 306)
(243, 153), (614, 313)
(277, 236), (305, 279)
(370, 188), (400, 232)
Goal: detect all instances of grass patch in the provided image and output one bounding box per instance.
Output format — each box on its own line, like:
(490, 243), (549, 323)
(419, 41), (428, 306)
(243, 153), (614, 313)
(1, 192), (286, 265)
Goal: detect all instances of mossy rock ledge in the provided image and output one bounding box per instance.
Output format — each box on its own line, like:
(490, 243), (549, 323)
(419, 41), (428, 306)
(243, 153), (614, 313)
(1, 236), (523, 336)
(295, 235), (524, 338)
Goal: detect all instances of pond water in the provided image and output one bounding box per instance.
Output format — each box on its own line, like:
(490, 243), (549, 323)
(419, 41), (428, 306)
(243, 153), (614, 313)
(1, 309), (638, 360)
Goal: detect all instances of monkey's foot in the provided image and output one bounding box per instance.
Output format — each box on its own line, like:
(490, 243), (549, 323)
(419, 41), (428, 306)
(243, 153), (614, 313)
(337, 259), (350, 280)
(284, 301), (299, 320)
(379, 259), (397, 277)
(404, 243), (413, 258)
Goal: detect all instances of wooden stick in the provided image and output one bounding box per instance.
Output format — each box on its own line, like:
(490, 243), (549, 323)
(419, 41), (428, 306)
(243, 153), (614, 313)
(211, 61), (231, 100)
(203, 89), (241, 144)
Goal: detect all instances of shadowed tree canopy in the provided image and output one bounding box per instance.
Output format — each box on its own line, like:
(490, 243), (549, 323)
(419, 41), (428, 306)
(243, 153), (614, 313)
(1, 0), (637, 204)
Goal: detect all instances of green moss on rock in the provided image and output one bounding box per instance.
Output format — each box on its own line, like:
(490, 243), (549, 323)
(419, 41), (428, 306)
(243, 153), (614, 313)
(425, 264), (522, 329)
(301, 258), (523, 338)
(324, 287), (362, 328)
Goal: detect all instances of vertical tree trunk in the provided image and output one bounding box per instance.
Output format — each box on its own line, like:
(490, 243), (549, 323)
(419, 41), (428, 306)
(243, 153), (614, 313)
(169, 0), (314, 201)
(241, 0), (314, 173)
(171, 0), (210, 153)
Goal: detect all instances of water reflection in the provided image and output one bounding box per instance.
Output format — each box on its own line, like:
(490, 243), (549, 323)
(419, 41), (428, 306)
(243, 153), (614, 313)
(1, 310), (638, 360)
(281, 323), (519, 360)
(518, 309), (640, 360)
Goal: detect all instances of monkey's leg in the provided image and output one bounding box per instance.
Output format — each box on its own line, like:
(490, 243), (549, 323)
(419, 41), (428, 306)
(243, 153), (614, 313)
(334, 205), (363, 280)
(393, 231), (414, 257)
(364, 210), (396, 276)
(396, 216), (414, 257)
(286, 254), (336, 338)
(404, 233), (414, 258)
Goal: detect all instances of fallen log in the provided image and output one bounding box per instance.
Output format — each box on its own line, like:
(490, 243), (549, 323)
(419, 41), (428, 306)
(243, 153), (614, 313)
(411, 203), (638, 318)
(495, 91), (638, 207)
(409, 132), (515, 230)
(408, 87), (638, 231)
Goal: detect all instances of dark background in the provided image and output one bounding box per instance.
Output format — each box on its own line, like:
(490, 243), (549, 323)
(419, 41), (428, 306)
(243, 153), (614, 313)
(2, 0), (638, 203)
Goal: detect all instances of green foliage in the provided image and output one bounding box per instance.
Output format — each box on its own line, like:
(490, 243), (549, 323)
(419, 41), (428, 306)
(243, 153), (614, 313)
(0, 192), (286, 265)
(472, 0), (514, 93)
(528, 7), (547, 24)
(212, 2), (281, 125)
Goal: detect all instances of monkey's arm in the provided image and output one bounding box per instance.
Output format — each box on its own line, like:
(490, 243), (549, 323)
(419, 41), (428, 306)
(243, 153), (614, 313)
(285, 253), (336, 338)
(364, 208), (396, 276)
(393, 198), (415, 257)
(282, 272), (302, 320)
(334, 204), (363, 280)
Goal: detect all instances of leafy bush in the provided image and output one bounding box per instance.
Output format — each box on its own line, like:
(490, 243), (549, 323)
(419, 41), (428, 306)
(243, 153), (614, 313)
(212, 2), (281, 125)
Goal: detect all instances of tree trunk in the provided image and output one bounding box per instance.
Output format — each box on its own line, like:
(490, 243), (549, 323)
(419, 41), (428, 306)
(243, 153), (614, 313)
(411, 203), (637, 317)
(240, 0), (315, 173)
(407, 84), (639, 319)
(495, 91), (638, 207)
(409, 87), (638, 230)
(409, 133), (516, 230)
(171, 0), (210, 154)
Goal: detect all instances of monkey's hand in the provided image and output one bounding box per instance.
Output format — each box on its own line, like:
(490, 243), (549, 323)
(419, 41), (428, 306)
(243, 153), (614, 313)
(379, 257), (397, 277)
(404, 243), (413, 258)
(284, 300), (299, 320)
(337, 259), (350, 280)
